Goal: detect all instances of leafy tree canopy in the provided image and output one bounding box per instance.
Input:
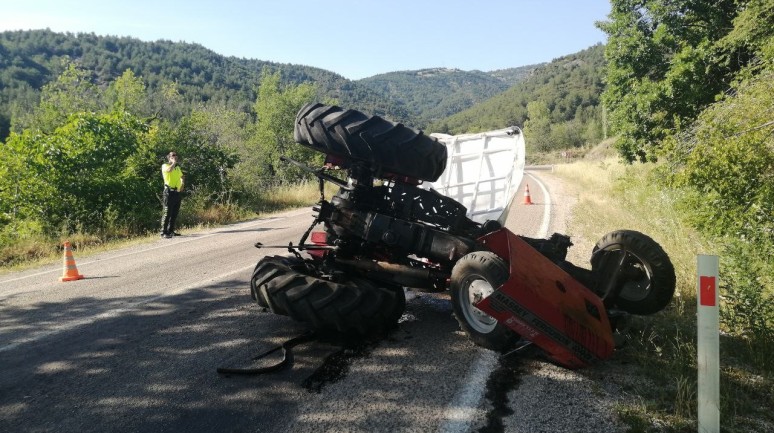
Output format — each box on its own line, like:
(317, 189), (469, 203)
(598, 0), (772, 162)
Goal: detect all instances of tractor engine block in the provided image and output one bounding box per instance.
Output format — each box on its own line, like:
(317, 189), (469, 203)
(315, 166), (480, 265)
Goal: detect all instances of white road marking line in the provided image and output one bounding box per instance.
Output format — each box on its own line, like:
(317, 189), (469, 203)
(437, 350), (499, 433)
(0, 264), (255, 353)
(526, 172), (552, 238)
(438, 171), (554, 432)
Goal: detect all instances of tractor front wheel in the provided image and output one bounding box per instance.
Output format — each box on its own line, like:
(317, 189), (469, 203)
(450, 251), (519, 352)
(591, 230), (676, 315)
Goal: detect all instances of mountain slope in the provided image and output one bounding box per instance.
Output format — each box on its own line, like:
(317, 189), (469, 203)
(0, 29), (410, 138)
(0, 29), (601, 142)
(430, 44), (606, 135)
(357, 68), (508, 128)
(487, 64), (545, 87)
(356, 64), (543, 129)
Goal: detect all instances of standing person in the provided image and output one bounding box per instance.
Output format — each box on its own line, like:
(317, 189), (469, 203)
(160, 151), (185, 238)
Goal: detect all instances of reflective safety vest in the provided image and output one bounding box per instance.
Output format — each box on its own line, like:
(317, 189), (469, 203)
(162, 164), (184, 189)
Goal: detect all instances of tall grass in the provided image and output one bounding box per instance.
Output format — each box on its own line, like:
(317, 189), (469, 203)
(249, 180), (332, 214)
(553, 158), (773, 432)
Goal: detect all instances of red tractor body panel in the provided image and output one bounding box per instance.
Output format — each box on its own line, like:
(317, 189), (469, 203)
(475, 228), (615, 368)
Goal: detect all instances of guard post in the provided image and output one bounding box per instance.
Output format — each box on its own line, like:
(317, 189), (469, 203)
(697, 254), (720, 433)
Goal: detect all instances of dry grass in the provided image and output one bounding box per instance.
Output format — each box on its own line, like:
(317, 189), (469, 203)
(552, 156), (773, 432)
(0, 233), (158, 274)
(247, 180), (334, 214)
(554, 159), (710, 307)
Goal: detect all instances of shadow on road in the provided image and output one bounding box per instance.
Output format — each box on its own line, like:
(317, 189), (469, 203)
(0, 279), (469, 433)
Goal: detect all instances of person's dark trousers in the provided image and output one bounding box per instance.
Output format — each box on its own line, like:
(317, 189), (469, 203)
(161, 188), (182, 235)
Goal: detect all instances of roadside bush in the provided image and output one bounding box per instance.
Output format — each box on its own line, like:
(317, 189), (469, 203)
(720, 240), (774, 341)
(666, 65), (774, 246)
(0, 111), (154, 236)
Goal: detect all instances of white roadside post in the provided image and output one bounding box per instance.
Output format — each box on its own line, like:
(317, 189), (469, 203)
(697, 255), (720, 433)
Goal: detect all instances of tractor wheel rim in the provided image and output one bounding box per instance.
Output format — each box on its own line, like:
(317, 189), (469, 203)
(618, 251), (653, 302)
(462, 277), (498, 333)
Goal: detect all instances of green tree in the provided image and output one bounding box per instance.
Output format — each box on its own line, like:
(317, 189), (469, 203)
(240, 70), (317, 193)
(105, 69), (148, 116)
(667, 54), (774, 243)
(15, 60), (105, 134)
(151, 81), (188, 121)
(661, 2), (774, 340)
(146, 113), (239, 206)
(0, 111), (152, 235)
(598, 0), (748, 161)
(0, 61), (250, 241)
(524, 100), (552, 152)
(550, 119), (585, 149)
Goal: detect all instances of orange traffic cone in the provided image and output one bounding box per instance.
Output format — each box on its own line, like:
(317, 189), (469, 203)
(522, 183), (534, 205)
(59, 241), (84, 282)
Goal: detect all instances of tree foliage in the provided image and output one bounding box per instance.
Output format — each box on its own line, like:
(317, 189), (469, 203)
(0, 111), (153, 235)
(524, 101), (552, 152)
(607, 0), (774, 342)
(597, 0), (771, 162)
(667, 47), (774, 244)
(0, 43), (347, 243)
(212, 70), (321, 199)
(148, 115), (240, 204)
(600, 0), (773, 240)
(251, 70), (319, 186)
(106, 69), (149, 115)
(0, 63), (241, 240)
(15, 61), (105, 133)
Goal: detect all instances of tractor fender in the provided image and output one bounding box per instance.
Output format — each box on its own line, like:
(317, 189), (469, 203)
(475, 228), (615, 369)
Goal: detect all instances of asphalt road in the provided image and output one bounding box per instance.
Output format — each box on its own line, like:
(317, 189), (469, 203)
(0, 170), (624, 433)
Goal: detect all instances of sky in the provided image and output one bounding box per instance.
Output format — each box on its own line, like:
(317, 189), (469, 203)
(0, 0), (612, 80)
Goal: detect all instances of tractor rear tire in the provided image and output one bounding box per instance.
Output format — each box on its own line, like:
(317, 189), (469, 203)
(293, 103), (448, 182)
(450, 251), (520, 352)
(251, 255), (406, 335)
(591, 230), (676, 315)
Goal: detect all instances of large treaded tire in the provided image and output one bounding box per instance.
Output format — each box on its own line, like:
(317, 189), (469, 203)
(450, 251), (520, 352)
(250, 255), (406, 334)
(591, 230), (676, 315)
(293, 103), (448, 182)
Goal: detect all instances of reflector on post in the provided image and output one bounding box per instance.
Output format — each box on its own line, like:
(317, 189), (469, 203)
(697, 254), (719, 433)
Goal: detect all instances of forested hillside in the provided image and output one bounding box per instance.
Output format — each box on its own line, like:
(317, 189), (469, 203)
(487, 64), (545, 87)
(0, 29), (410, 140)
(358, 67), (514, 128)
(431, 44), (606, 151)
(0, 30), (543, 140)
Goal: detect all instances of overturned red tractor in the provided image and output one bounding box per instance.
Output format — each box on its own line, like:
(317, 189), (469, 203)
(250, 103), (675, 369)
